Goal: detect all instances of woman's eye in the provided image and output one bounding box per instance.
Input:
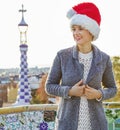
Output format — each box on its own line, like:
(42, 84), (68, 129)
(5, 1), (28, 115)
(79, 27), (84, 30)
(71, 26), (84, 32)
(71, 28), (76, 31)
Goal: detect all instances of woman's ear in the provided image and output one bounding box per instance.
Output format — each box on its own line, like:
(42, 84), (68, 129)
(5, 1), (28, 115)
(89, 31), (94, 41)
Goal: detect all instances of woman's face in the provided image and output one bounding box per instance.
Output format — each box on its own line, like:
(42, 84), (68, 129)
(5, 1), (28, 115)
(71, 25), (93, 46)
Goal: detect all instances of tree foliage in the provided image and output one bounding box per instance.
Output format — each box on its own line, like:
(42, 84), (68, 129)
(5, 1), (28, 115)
(104, 56), (120, 103)
(111, 56), (120, 84)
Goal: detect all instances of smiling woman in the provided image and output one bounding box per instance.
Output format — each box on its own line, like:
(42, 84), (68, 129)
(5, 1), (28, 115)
(45, 2), (117, 130)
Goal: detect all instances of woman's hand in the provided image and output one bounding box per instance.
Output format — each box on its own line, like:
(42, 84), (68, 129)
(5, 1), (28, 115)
(68, 80), (85, 97)
(84, 85), (102, 100)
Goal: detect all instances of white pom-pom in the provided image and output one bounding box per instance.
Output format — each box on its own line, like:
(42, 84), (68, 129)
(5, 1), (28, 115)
(66, 9), (76, 19)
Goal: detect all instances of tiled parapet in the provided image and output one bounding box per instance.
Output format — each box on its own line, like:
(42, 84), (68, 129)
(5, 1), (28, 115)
(104, 102), (120, 130)
(0, 103), (120, 130)
(0, 104), (57, 130)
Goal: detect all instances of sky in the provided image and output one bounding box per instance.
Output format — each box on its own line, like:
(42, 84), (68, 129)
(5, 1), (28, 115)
(0, 0), (120, 68)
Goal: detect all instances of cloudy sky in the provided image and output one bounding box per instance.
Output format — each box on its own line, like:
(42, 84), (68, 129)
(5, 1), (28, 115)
(0, 0), (120, 68)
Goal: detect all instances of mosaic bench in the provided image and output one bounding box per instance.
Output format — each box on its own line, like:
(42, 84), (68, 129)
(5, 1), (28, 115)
(0, 103), (120, 130)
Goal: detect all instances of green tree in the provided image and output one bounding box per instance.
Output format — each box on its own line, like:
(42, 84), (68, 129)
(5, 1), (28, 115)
(111, 56), (120, 84)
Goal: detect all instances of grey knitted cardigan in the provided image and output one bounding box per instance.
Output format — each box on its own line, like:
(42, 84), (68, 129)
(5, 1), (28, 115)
(45, 45), (117, 130)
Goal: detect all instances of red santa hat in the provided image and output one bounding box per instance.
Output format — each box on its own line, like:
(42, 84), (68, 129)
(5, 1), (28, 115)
(67, 2), (101, 40)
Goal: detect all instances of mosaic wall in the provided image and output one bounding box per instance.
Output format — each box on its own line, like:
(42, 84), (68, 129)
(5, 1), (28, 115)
(0, 104), (120, 130)
(0, 110), (56, 130)
(105, 108), (120, 130)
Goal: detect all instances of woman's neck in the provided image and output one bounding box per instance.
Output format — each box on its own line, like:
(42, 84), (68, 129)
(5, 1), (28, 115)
(77, 43), (92, 54)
